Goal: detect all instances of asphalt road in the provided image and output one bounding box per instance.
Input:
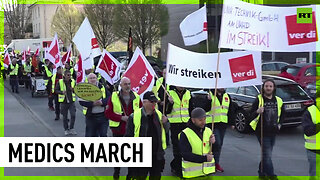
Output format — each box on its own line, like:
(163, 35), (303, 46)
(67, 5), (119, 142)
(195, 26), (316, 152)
(3, 80), (309, 178)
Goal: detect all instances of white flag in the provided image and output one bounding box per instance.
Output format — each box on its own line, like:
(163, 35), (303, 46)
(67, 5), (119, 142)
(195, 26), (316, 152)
(95, 49), (122, 85)
(123, 47), (156, 97)
(3, 51), (11, 69)
(73, 17), (101, 70)
(179, 5), (208, 46)
(46, 33), (61, 66)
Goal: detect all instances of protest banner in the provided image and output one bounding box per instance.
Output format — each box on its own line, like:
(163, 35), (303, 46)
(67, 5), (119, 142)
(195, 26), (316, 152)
(74, 83), (103, 101)
(166, 43), (262, 89)
(219, 0), (319, 52)
(3, 51), (11, 69)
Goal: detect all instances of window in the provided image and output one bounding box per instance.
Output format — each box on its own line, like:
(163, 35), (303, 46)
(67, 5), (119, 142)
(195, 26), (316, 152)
(276, 63), (288, 71)
(226, 87), (238, 94)
(237, 87), (245, 95)
(245, 86), (259, 97)
(276, 84), (309, 101)
(304, 66), (316, 77)
(287, 67), (300, 76)
(262, 63), (277, 71)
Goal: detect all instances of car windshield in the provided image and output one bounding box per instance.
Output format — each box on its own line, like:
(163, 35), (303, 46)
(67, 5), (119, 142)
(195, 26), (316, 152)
(276, 84), (309, 101)
(286, 66), (300, 76)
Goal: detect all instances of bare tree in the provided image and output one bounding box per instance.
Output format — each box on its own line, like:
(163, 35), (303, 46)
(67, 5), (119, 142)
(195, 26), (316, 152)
(113, 0), (169, 54)
(51, 4), (83, 46)
(83, 0), (117, 49)
(1, 0), (31, 39)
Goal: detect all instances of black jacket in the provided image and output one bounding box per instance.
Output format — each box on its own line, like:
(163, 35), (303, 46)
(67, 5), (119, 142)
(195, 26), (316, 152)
(179, 119), (208, 163)
(125, 108), (165, 161)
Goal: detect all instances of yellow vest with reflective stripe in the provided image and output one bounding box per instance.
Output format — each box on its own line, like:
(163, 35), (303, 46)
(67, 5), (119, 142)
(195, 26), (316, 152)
(109, 91), (140, 128)
(181, 127), (215, 178)
(304, 105), (320, 150)
(206, 92), (230, 124)
(152, 77), (170, 100)
(23, 63), (31, 75)
(133, 108), (166, 150)
(82, 85), (106, 115)
(167, 90), (191, 123)
(44, 66), (52, 85)
(250, 94), (283, 131)
(9, 64), (19, 76)
(51, 74), (58, 94)
(58, 79), (76, 103)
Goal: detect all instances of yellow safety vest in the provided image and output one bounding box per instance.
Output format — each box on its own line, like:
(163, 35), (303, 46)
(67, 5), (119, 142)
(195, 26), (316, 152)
(180, 127), (215, 178)
(167, 90), (191, 123)
(51, 74), (58, 94)
(9, 64), (19, 76)
(304, 105), (320, 150)
(250, 94), (283, 131)
(109, 91), (140, 128)
(44, 66), (52, 86)
(152, 77), (170, 100)
(82, 85), (106, 115)
(58, 79), (76, 103)
(206, 92), (230, 124)
(133, 108), (166, 150)
(23, 63), (32, 75)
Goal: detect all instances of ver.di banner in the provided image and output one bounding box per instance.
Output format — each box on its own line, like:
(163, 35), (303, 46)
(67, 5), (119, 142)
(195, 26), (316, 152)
(219, 0), (320, 52)
(166, 43), (262, 89)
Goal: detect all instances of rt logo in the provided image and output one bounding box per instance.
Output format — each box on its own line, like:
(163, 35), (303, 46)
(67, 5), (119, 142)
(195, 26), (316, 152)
(297, 8), (312, 23)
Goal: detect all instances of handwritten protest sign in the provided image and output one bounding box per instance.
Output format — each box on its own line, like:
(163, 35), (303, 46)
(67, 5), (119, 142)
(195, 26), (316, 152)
(74, 83), (102, 101)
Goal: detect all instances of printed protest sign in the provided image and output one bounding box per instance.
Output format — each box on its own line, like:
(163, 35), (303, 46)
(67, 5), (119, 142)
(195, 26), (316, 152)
(166, 44), (262, 89)
(219, 0), (319, 52)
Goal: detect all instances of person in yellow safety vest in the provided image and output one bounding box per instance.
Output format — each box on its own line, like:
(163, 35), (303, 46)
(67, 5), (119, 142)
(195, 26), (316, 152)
(249, 79), (284, 179)
(22, 59), (32, 90)
(179, 107), (216, 179)
(125, 91), (168, 179)
(8, 59), (19, 93)
(152, 68), (171, 146)
(302, 95), (320, 180)
(51, 66), (64, 121)
(64, 62), (76, 80)
(55, 70), (77, 136)
(105, 77), (142, 179)
(166, 86), (192, 176)
(79, 73), (111, 137)
(205, 88), (235, 173)
(43, 59), (55, 111)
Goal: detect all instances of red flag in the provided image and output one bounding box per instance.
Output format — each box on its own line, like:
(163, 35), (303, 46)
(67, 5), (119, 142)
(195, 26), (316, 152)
(76, 55), (84, 83)
(22, 50), (26, 62)
(27, 46), (31, 55)
(3, 51), (11, 68)
(61, 44), (72, 65)
(34, 46), (40, 56)
(47, 33), (61, 66)
(122, 47), (156, 95)
(96, 49), (122, 85)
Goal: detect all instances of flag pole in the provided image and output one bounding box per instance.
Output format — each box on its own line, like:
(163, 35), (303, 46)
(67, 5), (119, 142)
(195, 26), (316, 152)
(210, 47), (221, 154)
(260, 90), (264, 175)
(154, 74), (170, 97)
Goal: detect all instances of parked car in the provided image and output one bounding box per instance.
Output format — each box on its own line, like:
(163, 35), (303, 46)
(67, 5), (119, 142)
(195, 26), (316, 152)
(262, 61), (289, 75)
(110, 51), (127, 59)
(305, 80), (319, 100)
(226, 75), (314, 133)
(285, 63), (320, 88)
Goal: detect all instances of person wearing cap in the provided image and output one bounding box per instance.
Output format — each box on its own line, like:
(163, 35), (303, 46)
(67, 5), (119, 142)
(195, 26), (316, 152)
(179, 107), (216, 178)
(125, 91), (167, 180)
(206, 88), (235, 172)
(302, 91), (320, 180)
(105, 77), (142, 179)
(165, 86), (192, 176)
(43, 59), (55, 111)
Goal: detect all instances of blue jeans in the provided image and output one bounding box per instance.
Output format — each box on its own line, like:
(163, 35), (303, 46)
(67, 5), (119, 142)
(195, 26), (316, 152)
(212, 126), (227, 164)
(306, 149), (320, 179)
(85, 113), (109, 137)
(257, 136), (276, 176)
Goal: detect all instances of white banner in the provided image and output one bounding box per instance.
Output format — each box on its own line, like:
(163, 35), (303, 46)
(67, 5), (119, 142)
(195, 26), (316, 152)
(219, 0), (320, 52)
(180, 5), (208, 46)
(166, 44), (262, 89)
(0, 137), (151, 167)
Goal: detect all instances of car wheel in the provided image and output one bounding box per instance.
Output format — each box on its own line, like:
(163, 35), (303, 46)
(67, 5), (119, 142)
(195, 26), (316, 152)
(235, 110), (250, 133)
